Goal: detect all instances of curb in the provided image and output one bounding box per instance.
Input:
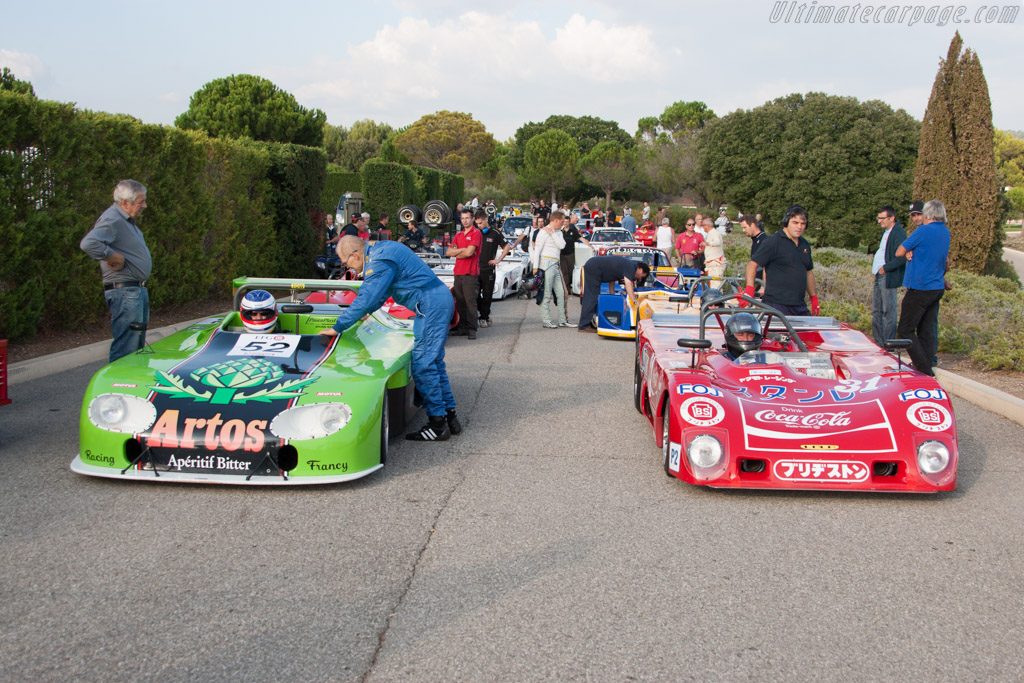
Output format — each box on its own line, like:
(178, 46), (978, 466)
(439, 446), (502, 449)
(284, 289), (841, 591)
(935, 367), (1024, 429)
(8, 314), (226, 386)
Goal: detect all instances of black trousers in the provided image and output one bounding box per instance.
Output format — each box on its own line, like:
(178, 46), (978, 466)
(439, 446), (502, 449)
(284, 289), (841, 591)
(559, 253), (575, 294)
(579, 263), (607, 329)
(477, 268), (496, 321)
(897, 288), (944, 375)
(453, 274), (480, 331)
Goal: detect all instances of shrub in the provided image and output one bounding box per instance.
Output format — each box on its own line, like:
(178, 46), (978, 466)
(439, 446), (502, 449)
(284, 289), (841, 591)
(322, 168), (362, 212)
(0, 90), (322, 340)
(361, 160), (411, 223)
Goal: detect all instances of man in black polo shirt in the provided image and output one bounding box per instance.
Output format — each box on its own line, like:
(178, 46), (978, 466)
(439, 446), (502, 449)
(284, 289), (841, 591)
(741, 205), (819, 316)
(578, 255), (650, 333)
(475, 209), (510, 328)
(559, 212), (591, 297)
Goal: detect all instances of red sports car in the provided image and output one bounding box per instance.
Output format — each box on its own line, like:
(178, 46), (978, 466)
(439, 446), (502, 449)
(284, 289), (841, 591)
(634, 295), (958, 492)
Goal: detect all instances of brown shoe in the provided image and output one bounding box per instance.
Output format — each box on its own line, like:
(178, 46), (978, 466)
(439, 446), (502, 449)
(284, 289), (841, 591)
(578, 325), (597, 333)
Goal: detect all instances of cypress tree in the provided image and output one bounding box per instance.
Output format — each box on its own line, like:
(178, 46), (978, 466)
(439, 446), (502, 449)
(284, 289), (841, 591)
(913, 32), (1000, 274)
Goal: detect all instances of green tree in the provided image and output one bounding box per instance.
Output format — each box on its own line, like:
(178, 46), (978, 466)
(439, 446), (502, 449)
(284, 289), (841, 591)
(175, 74), (326, 146)
(0, 67), (34, 96)
(520, 130), (579, 203)
(637, 101), (716, 204)
(393, 111), (495, 174)
(913, 32), (1000, 274)
(994, 128), (1024, 188)
(700, 93), (920, 248)
(510, 115), (633, 201)
(581, 141), (636, 209)
(322, 120), (391, 172)
(348, 119), (394, 143)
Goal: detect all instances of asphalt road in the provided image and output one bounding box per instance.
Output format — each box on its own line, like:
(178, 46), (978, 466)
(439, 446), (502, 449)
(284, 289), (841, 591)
(2, 296), (1023, 681)
(1003, 246), (1024, 280)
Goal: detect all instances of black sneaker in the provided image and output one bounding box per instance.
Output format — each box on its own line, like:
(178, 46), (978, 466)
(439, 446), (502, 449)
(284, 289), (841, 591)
(405, 416), (450, 441)
(467, 331), (477, 340)
(450, 328), (469, 337)
(446, 409), (462, 435)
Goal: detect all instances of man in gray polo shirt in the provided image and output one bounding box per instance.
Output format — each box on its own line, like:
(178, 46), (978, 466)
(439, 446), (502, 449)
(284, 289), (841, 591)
(80, 179), (153, 362)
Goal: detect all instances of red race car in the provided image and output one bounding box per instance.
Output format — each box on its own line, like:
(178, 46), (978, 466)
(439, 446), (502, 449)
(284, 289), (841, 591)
(633, 221), (656, 247)
(634, 294), (957, 492)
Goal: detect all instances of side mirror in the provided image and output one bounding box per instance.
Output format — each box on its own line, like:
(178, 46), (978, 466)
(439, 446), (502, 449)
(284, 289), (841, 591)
(128, 322), (147, 332)
(668, 296), (688, 302)
(280, 304), (315, 314)
(677, 338), (712, 349)
(884, 339), (912, 350)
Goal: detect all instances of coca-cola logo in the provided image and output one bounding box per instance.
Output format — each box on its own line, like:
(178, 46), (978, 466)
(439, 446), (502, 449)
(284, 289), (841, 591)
(755, 409), (852, 428)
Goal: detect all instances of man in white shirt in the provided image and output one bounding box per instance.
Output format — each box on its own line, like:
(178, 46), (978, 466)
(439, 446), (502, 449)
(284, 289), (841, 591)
(871, 205), (907, 345)
(701, 217), (725, 280)
(655, 218), (675, 263)
(714, 209), (731, 235)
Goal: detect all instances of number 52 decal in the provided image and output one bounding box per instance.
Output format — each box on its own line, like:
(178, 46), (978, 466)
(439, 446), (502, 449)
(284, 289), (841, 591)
(228, 334), (302, 358)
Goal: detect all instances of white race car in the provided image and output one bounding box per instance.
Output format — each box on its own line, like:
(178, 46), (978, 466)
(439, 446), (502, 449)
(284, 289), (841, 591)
(492, 249), (531, 300)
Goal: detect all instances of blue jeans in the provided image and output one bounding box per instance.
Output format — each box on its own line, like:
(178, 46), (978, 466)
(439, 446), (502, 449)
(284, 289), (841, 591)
(539, 257), (567, 325)
(871, 274), (898, 345)
(104, 285), (150, 363)
(411, 286), (456, 418)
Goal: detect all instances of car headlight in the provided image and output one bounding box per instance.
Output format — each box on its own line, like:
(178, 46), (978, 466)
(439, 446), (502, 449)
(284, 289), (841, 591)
(688, 434), (723, 469)
(270, 402), (353, 440)
(88, 394), (157, 433)
(917, 440), (950, 474)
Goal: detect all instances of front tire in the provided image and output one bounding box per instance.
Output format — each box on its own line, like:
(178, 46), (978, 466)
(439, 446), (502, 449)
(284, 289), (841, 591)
(633, 360), (643, 413)
(661, 400), (674, 478)
(379, 394), (390, 465)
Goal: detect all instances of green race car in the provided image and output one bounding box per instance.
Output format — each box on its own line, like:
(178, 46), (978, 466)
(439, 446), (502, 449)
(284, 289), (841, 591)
(71, 278), (417, 485)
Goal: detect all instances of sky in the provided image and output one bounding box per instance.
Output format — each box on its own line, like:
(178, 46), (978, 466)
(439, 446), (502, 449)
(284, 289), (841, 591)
(3, 0), (1022, 141)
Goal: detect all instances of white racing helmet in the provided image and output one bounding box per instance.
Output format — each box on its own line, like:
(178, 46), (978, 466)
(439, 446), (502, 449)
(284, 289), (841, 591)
(239, 289), (278, 333)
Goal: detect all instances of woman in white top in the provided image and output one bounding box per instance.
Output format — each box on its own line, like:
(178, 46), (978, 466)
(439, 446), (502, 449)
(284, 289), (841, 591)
(656, 218), (675, 264)
(531, 211), (570, 328)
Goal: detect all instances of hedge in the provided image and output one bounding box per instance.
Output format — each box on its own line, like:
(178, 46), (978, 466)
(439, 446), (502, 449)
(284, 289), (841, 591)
(412, 166), (440, 207)
(361, 160), (411, 224)
(321, 167), (362, 213)
(0, 91), (324, 341)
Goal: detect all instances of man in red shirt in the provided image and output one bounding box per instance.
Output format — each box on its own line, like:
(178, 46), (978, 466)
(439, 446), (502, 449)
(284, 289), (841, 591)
(447, 207), (483, 339)
(674, 218), (705, 268)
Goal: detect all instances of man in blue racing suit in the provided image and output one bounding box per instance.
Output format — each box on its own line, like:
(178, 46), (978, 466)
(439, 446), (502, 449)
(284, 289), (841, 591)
(318, 235), (460, 441)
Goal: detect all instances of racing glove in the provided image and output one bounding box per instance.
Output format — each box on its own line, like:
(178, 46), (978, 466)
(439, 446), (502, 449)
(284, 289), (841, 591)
(810, 296), (820, 316)
(736, 285), (755, 308)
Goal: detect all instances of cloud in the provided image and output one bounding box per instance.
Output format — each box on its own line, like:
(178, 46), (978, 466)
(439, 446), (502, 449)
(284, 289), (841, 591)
(287, 11), (662, 133)
(0, 48), (48, 82)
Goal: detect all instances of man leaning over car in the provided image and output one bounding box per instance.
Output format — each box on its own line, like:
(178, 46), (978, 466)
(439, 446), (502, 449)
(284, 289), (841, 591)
(319, 235), (461, 441)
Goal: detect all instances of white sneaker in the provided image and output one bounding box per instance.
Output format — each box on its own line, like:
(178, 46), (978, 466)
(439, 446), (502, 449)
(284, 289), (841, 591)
(559, 321), (574, 327)
(542, 322), (557, 329)
(480, 319), (490, 328)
